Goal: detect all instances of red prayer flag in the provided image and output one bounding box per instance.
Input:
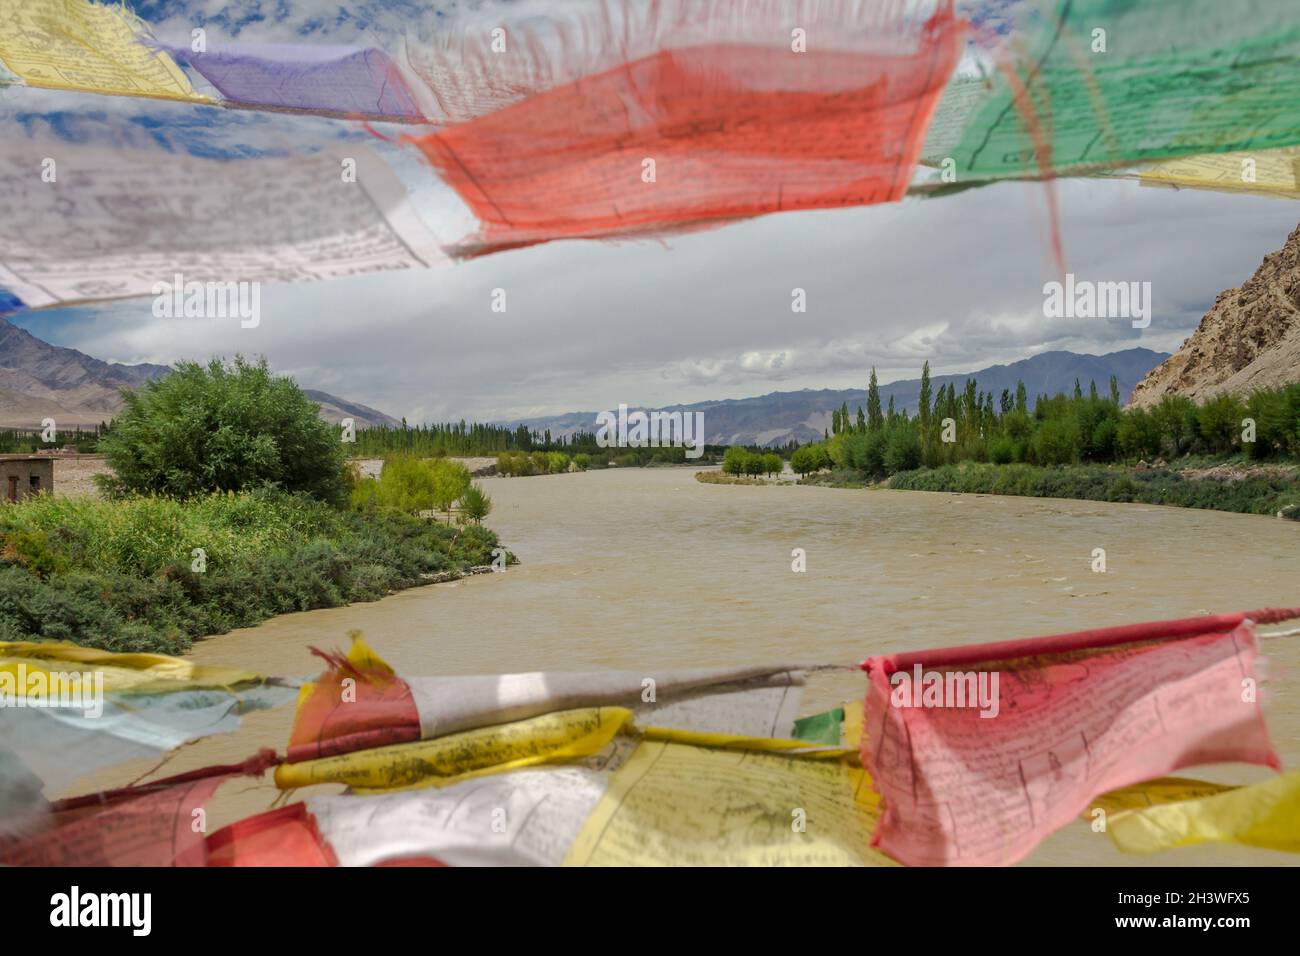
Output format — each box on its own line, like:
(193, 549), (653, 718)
(406, 1), (965, 256)
(286, 642), (421, 763)
(0, 775), (228, 867)
(860, 609), (1296, 866)
(206, 803), (338, 867)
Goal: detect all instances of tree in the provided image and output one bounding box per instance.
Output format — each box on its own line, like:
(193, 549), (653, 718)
(867, 369), (883, 431)
(431, 459), (472, 522)
(722, 446), (745, 474)
(1032, 417), (1081, 466)
(790, 446), (815, 475)
(460, 484), (492, 524)
(98, 356), (346, 502)
(1198, 393), (1244, 455)
(918, 361), (932, 429)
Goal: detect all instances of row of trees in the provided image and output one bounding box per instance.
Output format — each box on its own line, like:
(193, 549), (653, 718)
(350, 421), (579, 457)
(794, 364), (1300, 481)
(0, 426), (107, 454)
(497, 450), (575, 476)
(721, 447), (783, 477)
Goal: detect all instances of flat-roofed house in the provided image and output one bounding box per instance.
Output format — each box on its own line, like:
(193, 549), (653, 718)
(0, 455), (54, 502)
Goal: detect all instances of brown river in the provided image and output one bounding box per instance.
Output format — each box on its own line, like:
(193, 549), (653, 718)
(87, 467), (1300, 865)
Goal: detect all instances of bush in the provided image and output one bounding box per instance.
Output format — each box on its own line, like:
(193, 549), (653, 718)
(1198, 393), (1245, 456)
(1117, 408), (1162, 460)
(0, 488), (508, 652)
(98, 356), (346, 503)
(883, 428), (922, 474)
(1031, 417), (1080, 466)
(573, 453), (591, 471)
(351, 456), (470, 518)
(989, 435), (1016, 465)
(887, 462), (1300, 517)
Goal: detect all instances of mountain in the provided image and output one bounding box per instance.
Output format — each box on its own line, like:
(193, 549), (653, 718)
(0, 317), (399, 429)
(509, 349), (1170, 447)
(1131, 223), (1300, 408)
(301, 390), (401, 429)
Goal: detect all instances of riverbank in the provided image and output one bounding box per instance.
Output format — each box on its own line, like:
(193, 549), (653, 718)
(695, 469), (796, 486)
(0, 489), (509, 653)
(799, 461), (1300, 519)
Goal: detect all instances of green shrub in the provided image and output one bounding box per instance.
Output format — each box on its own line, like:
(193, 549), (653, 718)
(989, 436), (1016, 465)
(883, 428), (922, 474)
(1031, 418), (1081, 466)
(98, 356), (346, 503)
(0, 488), (508, 652)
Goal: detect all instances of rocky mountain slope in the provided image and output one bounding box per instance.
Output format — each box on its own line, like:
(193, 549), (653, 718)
(1131, 223), (1300, 408)
(0, 318), (399, 429)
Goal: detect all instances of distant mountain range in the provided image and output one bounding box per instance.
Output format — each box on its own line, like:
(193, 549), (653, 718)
(0, 317), (400, 429)
(508, 349), (1171, 447)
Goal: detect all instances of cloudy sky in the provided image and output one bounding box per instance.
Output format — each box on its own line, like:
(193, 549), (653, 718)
(4, 0), (1298, 424)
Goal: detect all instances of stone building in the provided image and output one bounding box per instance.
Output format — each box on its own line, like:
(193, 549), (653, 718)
(0, 455), (54, 502)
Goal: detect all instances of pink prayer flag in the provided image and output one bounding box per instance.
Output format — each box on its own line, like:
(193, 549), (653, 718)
(0, 775), (228, 867)
(860, 609), (1294, 866)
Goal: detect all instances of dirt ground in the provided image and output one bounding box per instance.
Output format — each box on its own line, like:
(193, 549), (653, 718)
(52, 456), (112, 498)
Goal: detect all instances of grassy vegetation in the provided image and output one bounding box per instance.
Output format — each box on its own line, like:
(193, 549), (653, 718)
(695, 470), (779, 486)
(886, 462), (1300, 518)
(0, 488), (506, 653)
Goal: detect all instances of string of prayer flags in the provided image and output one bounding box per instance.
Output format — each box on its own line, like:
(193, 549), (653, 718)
(287, 633), (809, 763)
(0, 640), (294, 830)
(860, 608), (1298, 866)
(403, 0), (966, 256)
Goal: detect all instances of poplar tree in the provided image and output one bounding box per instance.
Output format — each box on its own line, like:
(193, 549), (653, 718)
(918, 361), (932, 428)
(867, 369), (883, 431)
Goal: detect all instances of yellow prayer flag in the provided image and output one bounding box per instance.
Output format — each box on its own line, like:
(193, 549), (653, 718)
(1085, 776), (1236, 818)
(0, 640), (261, 695)
(1106, 772), (1300, 855)
(564, 738), (894, 866)
(275, 706), (632, 793)
(0, 0), (208, 103)
(1135, 148), (1300, 199)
